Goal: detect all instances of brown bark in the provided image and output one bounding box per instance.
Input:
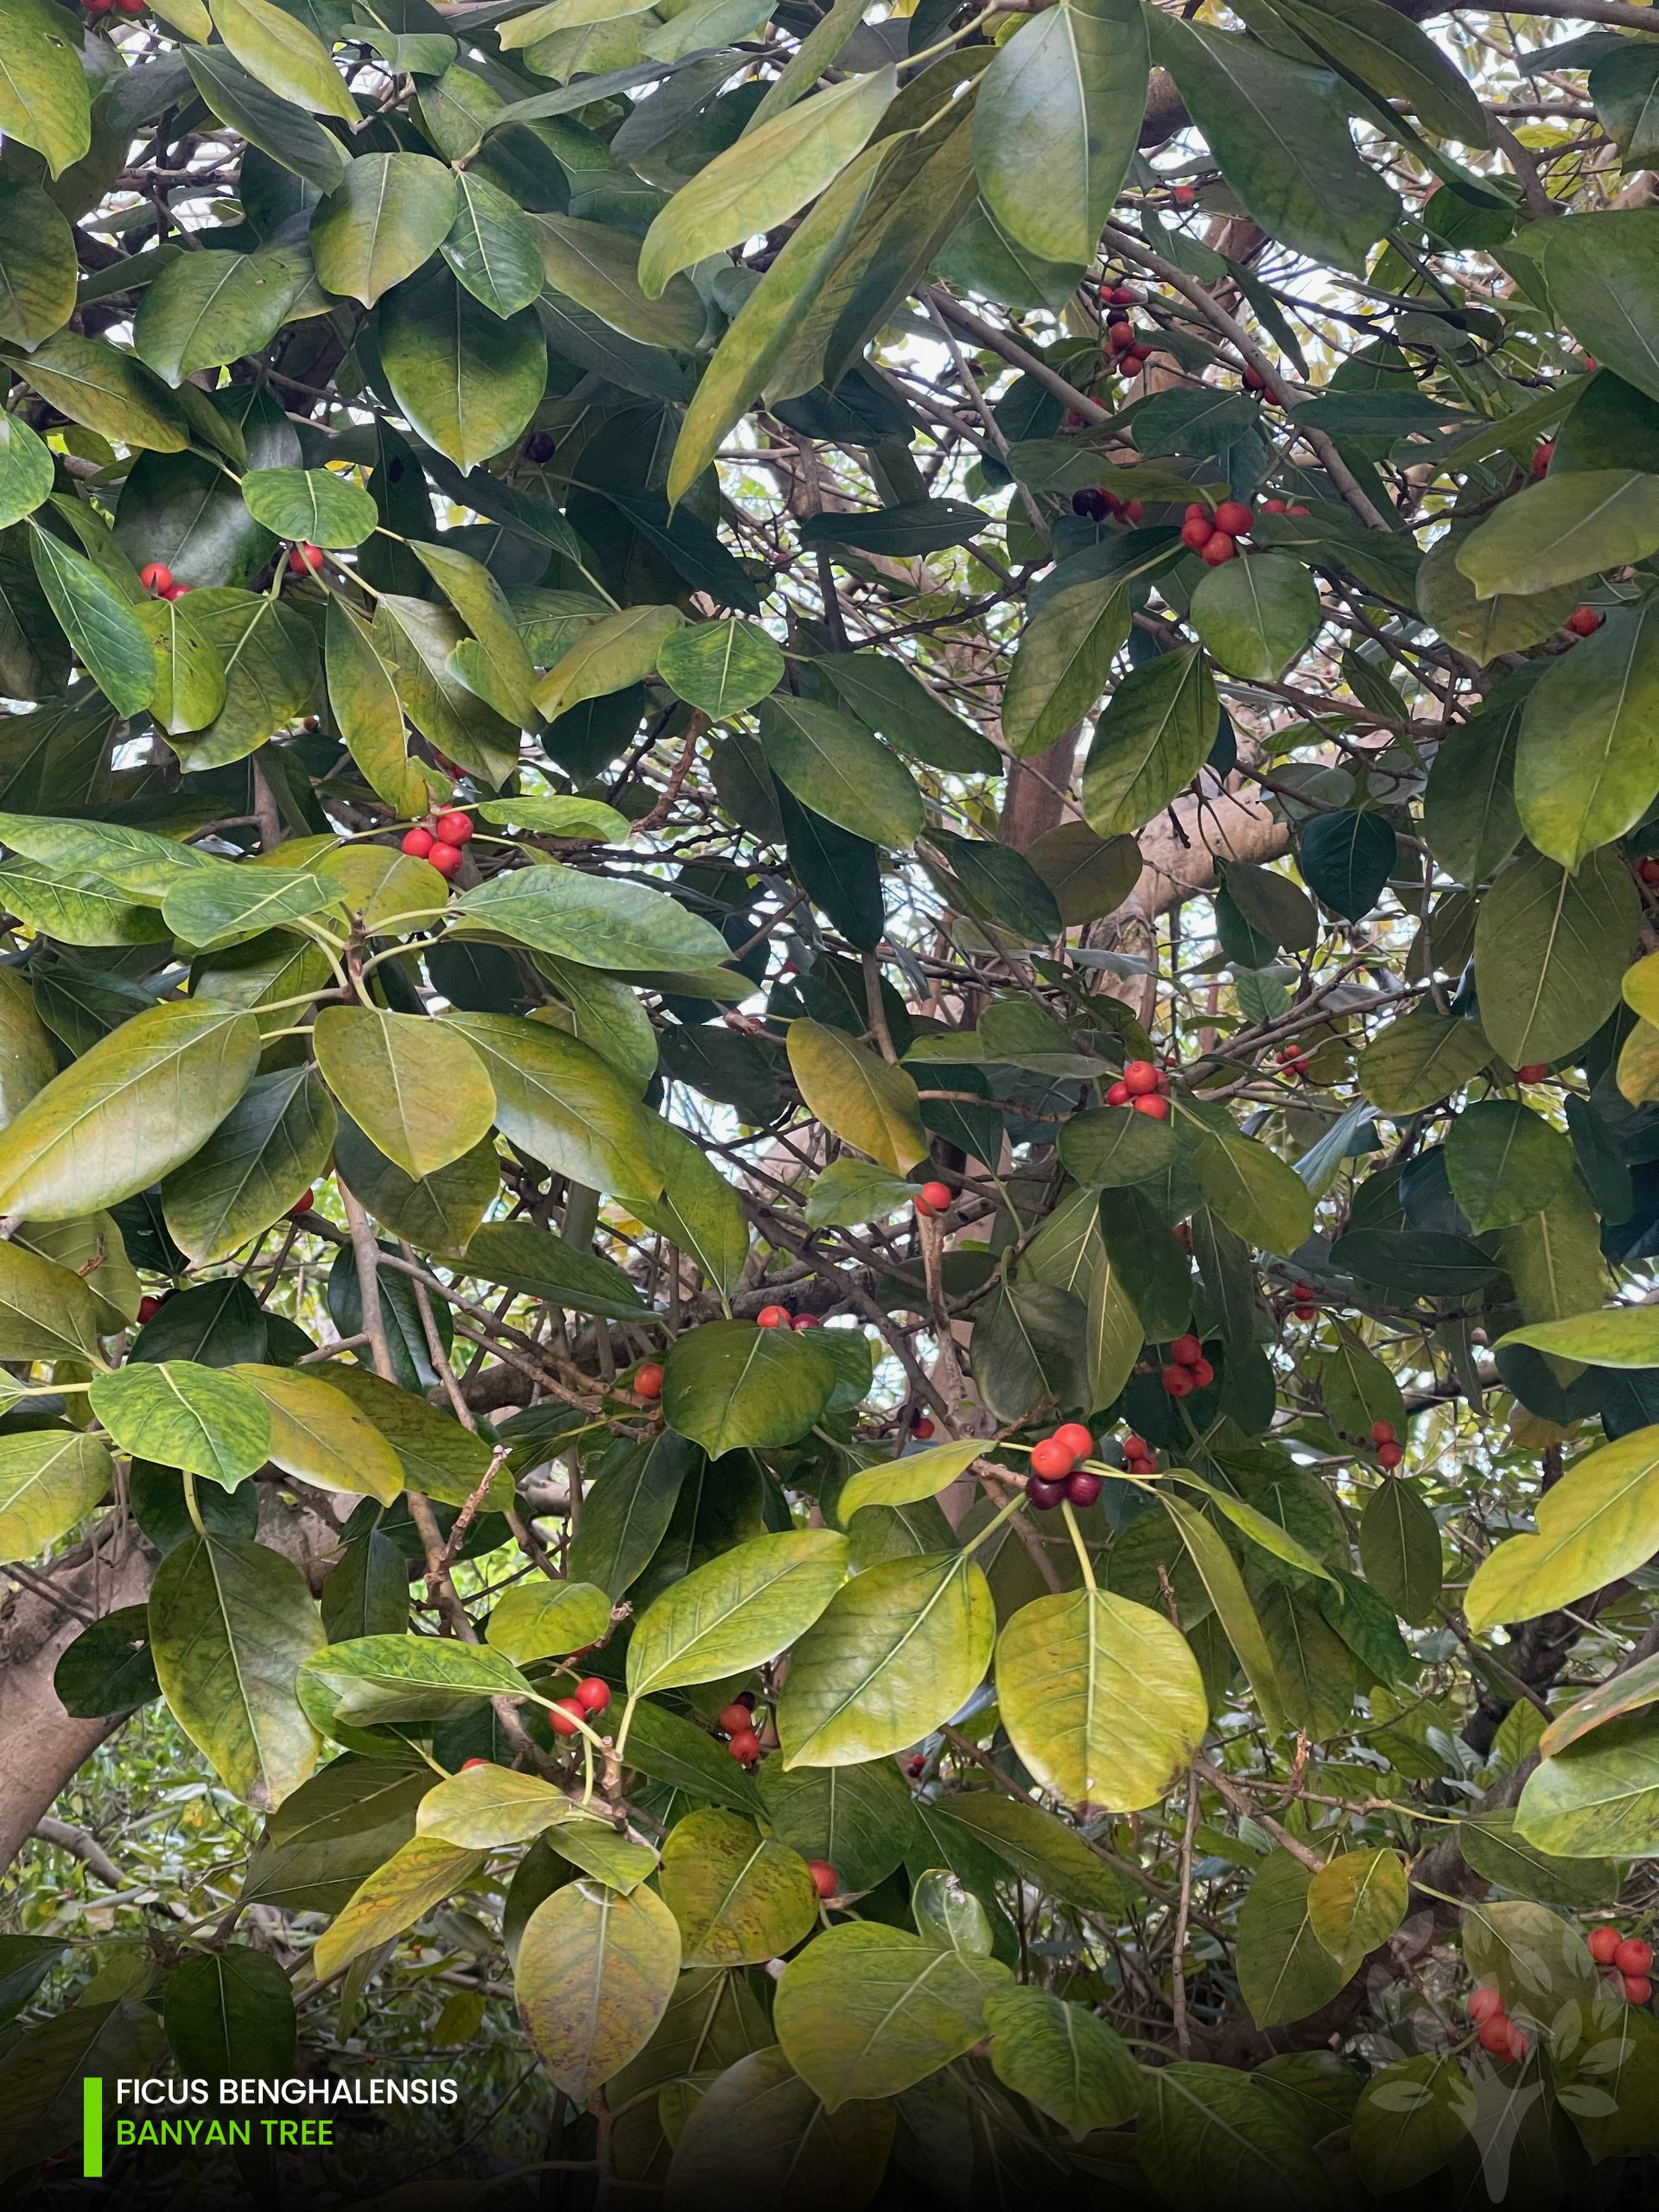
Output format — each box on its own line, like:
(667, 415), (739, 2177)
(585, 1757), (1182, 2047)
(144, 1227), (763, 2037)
(0, 1531), (154, 1878)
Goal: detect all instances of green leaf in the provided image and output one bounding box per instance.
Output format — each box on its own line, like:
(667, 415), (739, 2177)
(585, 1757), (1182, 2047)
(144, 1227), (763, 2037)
(89, 1360), (272, 1490)
(324, 597), (425, 814)
(1459, 470), (1659, 601)
(1190, 553), (1321, 683)
(759, 696), (924, 849)
(1148, 13), (1399, 275)
(815, 650), (1001, 777)
(1498, 1306), (1659, 1368)
(443, 169), (544, 319)
(0, 1000), (259, 1222)
(1542, 212), (1659, 409)
(211, 0), (359, 121)
(28, 528), (156, 718)
(1267, 0), (1485, 138)
(778, 1550), (995, 1768)
(1002, 571), (1135, 759)
(934, 1790), (1125, 1913)
(659, 1808), (819, 1966)
(569, 1433), (697, 1600)
(1058, 1104), (1180, 1187)
(302, 1633), (533, 1724)
(462, 1220), (645, 1319)
(997, 1587), (1206, 1809)
(664, 2044), (895, 2212)
(162, 1065), (335, 1267)
(658, 1322), (836, 1459)
(626, 1528), (849, 1696)
(1515, 600), (1659, 869)
(241, 466), (378, 550)
(658, 619), (784, 716)
(163, 1948), (296, 2082)
(533, 213), (706, 350)
(623, 1696), (760, 1812)
(801, 500), (989, 557)
(983, 1986), (1138, 2140)
(1236, 1847), (1354, 2027)
(161, 864), (334, 954)
(183, 46), (350, 192)
(1415, 528), (1577, 665)
(1518, 1711), (1659, 1859)
(314, 1834), (485, 1979)
(227, 1363), (404, 1506)
(7, 330), (188, 454)
(1159, 1491), (1289, 1734)
(786, 1020), (928, 1174)
(441, 1013), (661, 1201)
(0, 1238), (105, 1365)
(0, 0), (92, 180)
(1348, 2055), (1471, 2196)
(1359, 1478), (1442, 1626)
(1081, 646), (1217, 836)
(1458, 1810), (1615, 1910)
(639, 68), (897, 299)
(132, 246), (311, 388)
(0, 418), (54, 532)
(378, 262), (547, 470)
(0, 181), (76, 353)
(1357, 1007), (1492, 1114)
(836, 1440), (982, 1523)
(1306, 1847), (1408, 1963)
(1466, 1426), (1659, 1630)
(0, 1431), (112, 1563)
(1463, 1897), (1596, 2013)
(312, 1005), (496, 1181)
(456, 862), (730, 975)
(754, 1758), (918, 1895)
(1474, 844), (1639, 1069)
(149, 1532), (323, 1808)
(170, 587), (318, 773)
(774, 1921), (1007, 2111)
(486, 1580), (613, 1664)
(132, 594), (228, 740)
(516, 1879), (683, 2101)
(1192, 1128), (1314, 1253)
(1445, 1098), (1573, 1231)
(972, 0), (1148, 268)
(416, 1764), (588, 1848)
(311, 152), (458, 306)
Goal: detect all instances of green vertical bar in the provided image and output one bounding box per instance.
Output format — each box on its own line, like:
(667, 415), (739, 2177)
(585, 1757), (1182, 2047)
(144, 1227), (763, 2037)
(83, 2077), (102, 2178)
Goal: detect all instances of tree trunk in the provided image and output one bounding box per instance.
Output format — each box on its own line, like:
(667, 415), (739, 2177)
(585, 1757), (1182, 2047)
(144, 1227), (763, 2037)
(0, 1531), (154, 1878)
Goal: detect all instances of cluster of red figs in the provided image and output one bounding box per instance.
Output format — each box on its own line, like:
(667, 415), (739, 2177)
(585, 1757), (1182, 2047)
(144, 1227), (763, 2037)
(1162, 1333), (1214, 1397)
(1106, 1058), (1171, 1121)
(139, 562), (188, 602)
(549, 1675), (611, 1737)
(1072, 486), (1145, 526)
(1372, 1418), (1404, 1470)
(403, 809), (474, 880)
(1277, 1041), (1311, 1080)
(757, 1305), (819, 1332)
(1121, 1432), (1157, 1475)
(715, 1692), (763, 1765)
(1098, 281), (1154, 380)
(1465, 1984), (1531, 2063)
(1026, 1422), (1103, 1511)
(1590, 1928), (1653, 2005)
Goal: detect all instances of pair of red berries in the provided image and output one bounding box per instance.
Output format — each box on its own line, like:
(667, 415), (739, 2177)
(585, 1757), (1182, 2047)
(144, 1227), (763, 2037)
(1122, 1432), (1157, 1474)
(86, 0), (145, 16)
(1162, 1334), (1214, 1397)
(1072, 486), (1145, 526)
(913, 1179), (954, 1217)
(1516, 1062), (1550, 1084)
(1098, 281), (1141, 308)
(138, 562), (188, 601)
(1371, 1418), (1403, 1470)
(1180, 499), (1254, 569)
(1638, 857), (1659, 890)
(717, 1695), (763, 1764)
(1590, 1928), (1653, 2003)
(1027, 1422), (1103, 1511)
(549, 1675), (612, 1736)
(1466, 1984), (1530, 2063)
(1258, 498), (1310, 517)
(757, 1306), (818, 1332)
(633, 1361), (664, 1401)
(403, 811), (474, 880)
(1106, 1059), (1171, 1121)
(1289, 1281), (1317, 1321)
(1565, 605), (1602, 638)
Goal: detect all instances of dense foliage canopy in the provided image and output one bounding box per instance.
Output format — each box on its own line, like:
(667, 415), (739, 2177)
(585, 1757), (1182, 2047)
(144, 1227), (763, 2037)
(8, 0), (1659, 2201)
